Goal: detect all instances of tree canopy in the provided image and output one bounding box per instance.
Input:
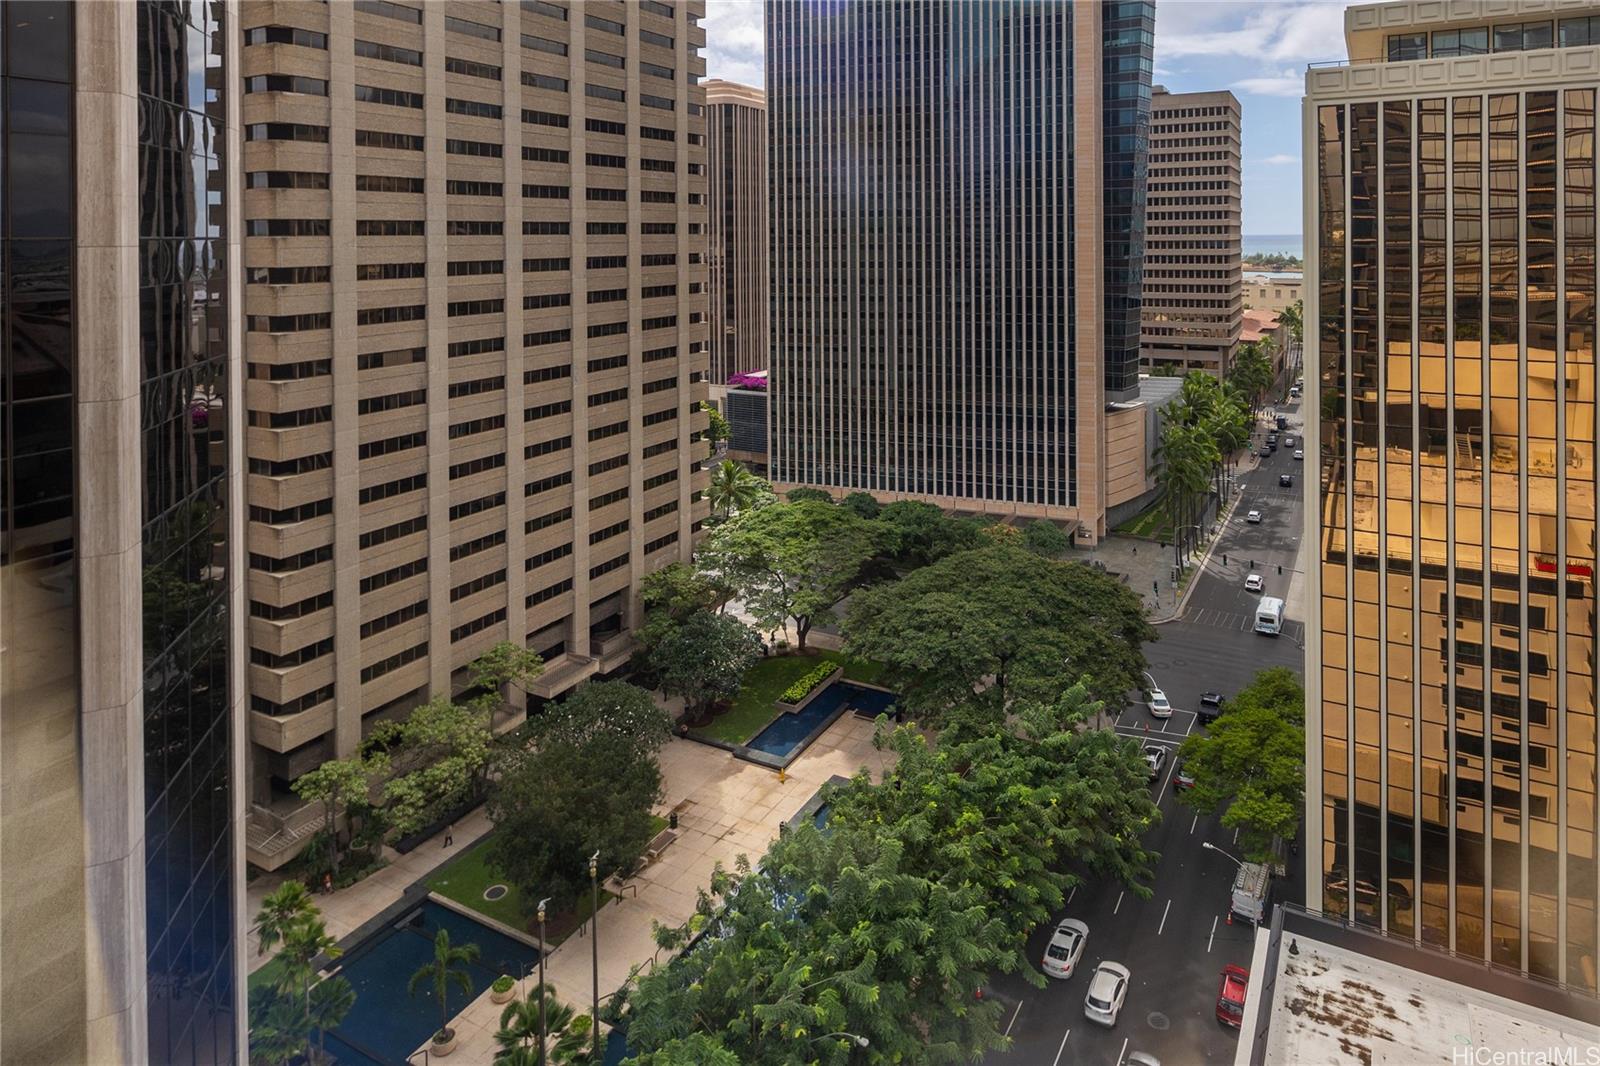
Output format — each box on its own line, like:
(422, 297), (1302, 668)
(642, 610), (762, 717)
(783, 486), (833, 505)
(1021, 518), (1072, 558)
(873, 500), (984, 568)
(703, 501), (880, 652)
(620, 684), (1159, 1064)
(841, 544), (1154, 721)
(1176, 667), (1305, 861)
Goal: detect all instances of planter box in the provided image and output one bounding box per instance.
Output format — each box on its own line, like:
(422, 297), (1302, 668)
(774, 666), (843, 714)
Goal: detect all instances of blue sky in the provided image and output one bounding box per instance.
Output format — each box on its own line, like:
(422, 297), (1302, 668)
(701, 0), (1352, 237)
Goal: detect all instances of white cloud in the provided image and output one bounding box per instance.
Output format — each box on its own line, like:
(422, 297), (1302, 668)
(703, 0), (764, 88)
(1259, 153), (1297, 165)
(1155, 0), (1346, 65)
(1231, 68), (1305, 97)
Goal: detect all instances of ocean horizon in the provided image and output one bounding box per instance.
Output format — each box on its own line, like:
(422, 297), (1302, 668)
(1242, 233), (1304, 259)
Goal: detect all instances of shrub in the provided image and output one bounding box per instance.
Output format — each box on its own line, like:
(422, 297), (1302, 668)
(779, 663), (837, 704)
(492, 975), (514, 994)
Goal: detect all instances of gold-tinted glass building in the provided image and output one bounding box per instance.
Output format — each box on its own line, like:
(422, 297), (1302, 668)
(1305, 0), (1599, 993)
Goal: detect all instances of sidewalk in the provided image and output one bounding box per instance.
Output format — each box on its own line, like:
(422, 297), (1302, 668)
(419, 718), (897, 1063)
(245, 806), (496, 969)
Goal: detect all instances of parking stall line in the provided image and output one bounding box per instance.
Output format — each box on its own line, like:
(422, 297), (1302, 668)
(1190, 813), (1198, 834)
(1207, 915), (1218, 952)
(1004, 999), (1025, 1037)
(1116, 1038), (1129, 1066)
(1052, 1028), (1072, 1066)
(1113, 890), (1125, 915)
(1157, 898), (1172, 936)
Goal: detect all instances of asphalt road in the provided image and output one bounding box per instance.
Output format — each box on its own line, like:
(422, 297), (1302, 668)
(981, 401), (1309, 1066)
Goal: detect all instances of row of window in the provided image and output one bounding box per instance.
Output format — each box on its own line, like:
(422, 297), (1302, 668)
(1387, 16), (1600, 60)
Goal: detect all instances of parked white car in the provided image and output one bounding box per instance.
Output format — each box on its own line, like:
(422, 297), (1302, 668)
(1246, 510), (1263, 524)
(1147, 687), (1172, 719)
(1294, 449), (1304, 461)
(1084, 961), (1131, 1026)
(1042, 918), (1089, 979)
(1245, 573), (1264, 593)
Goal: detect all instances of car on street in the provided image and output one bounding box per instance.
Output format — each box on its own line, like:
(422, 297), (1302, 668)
(1244, 573), (1263, 592)
(1173, 761), (1196, 791)
(1083, 961), (1131, 1026)
(1127, 1054), (1162, 1066)
(1042, 918), (1089, 979)
(1143, 744), (1168, 781)
(1279, 473), (1294, 487)
(1216, 964), (1249, 1028)
(1147, 687), (1172, 718)
(1283, 436), (1295, 447)
(1294, 449), (1304, 460)
(1246, 509), (1263, 524)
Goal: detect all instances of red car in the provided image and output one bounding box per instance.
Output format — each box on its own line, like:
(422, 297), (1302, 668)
(1216, 964), (1249, 1028)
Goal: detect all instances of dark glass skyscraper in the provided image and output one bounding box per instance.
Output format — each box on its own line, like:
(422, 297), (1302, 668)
(0, 2), (244, 1061)
(767, 0), (1152, 540)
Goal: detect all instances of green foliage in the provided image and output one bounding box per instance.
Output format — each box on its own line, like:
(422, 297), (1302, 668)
(490, 682), (667, 914)
(248, 891), (352, 1065)
(704, 404), (731, 455)
(702, 501), (880, 652)
(1021, 519), (1072, 558)
(369, 697), (494, 838)
(639, 562), (725, 620)
(873, 500), (985, 568)
(1177, 668), (1306, 861)
(408, 928), (481, 1040)
(292, 755), (384, 876)
(644, 611), (763, 716)
(1278, 298), (1304, 344)
(1228, 341), (1275, 408)
(842, 544), (1154, 723)
(707, 459), (769, 522)
(470, 641), (547, 701)
(1240, 252), (1302, 271)
(784, 486), (833, 504)
(777, 662), (837, 704)
(621, 684), (1159, 1064)
(838, 491), (880, 519)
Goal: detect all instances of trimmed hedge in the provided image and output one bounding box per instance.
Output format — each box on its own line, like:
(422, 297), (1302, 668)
(779, 663), (837, 705)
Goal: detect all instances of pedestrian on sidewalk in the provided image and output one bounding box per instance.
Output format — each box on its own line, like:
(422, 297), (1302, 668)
(322, 871), (333, 895)
(443, 822), (454, 848)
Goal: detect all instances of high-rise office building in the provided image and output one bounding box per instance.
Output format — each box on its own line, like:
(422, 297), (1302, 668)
(239, 0), (711, 868)
(767, 0), (1153, 541)
(703, 78), (767, 383)
(1, 1), (246, 1061)
(1141, 87), (1242, 377)
(1306, 0), (1600, 993)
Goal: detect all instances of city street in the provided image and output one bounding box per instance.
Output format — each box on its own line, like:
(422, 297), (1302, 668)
(982, 395), (1308, 1066)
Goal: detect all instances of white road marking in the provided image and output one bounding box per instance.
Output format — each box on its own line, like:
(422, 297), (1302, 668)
(1068, 885), (1078, 904)
(1052, 1028), (1072, 1066)
(1158, 747), (1181, 793)
(1113, 890), (1125, 915)
(1005, 999), (1025, 1037)
(1117, 1037), (1129, 1065)
(1233, 826), (1240, 845)
(1207, 915), (1218, 952)
(1157, 898), (1172, 936)
(1190, 813), (1198, 834)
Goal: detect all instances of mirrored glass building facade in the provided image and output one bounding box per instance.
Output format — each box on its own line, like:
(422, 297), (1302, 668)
(1, 1), (246, 1061)
(1306, 0), (1600, 995)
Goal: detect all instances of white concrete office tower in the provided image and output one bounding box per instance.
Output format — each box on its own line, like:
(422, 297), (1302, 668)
(1305, 0), (1600, 994)
(238, 0), (711, 869)
(1141, 87), (1243, 378)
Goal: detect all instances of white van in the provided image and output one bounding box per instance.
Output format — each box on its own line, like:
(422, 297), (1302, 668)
(1254, 596), (1284, 636)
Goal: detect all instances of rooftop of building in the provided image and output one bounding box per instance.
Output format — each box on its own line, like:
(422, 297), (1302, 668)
(1344, 0), (1600, 62)
(702, 78), (765, 108)
(1240, 308), (1282, 344)
(1250, 930), (1599, 1066)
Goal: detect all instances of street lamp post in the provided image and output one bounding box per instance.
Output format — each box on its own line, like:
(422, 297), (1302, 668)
(811, 1032), (871, 1059)
(1202, 840), (1247, 870)
(589, 850), (601, 1061)
(537, 896), (551, 1065)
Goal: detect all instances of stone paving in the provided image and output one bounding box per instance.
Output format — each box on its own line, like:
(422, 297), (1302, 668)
(414, 711), (896, 1064)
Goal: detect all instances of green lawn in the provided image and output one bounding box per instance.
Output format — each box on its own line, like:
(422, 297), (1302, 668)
(428, 836), (618, 946)
(1114, 501), (1176, 540)
(248, 954), (288, 993)
(693, 650), (887, 744)
(648, 813), (669, 837)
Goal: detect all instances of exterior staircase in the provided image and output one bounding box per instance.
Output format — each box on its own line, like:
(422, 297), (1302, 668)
(246, 801), (324, 872)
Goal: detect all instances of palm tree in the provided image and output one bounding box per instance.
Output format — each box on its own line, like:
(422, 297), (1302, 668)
(254, 880), (316, 957)
(495, 986), (578, 1064)
(706, 459), (763, 522)
(551, 1012), (604, 1064)
(409, 928), (481, 1043)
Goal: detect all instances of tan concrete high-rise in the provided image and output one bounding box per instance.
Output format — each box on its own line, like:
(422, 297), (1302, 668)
(239, 0), (711, 868)
(1140, 87), (1242, 377)
(703, 79), (767, 382)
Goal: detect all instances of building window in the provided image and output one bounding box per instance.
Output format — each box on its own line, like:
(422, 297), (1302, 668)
(354, 38), (422, 65)
(586, 48), (625, 69)
(1385, 32), (1426, 61)
(524, 108), (570, 129)
(445, 15), (501, 42)
(585, 14), (624, 35)
(1430, 27), (1488, 56)
(247, 170), (329, 189)
(355, 0), (421, 24)
(445, 56), (503, 81)
(246, 25), (328, 48)
(247, 122), (328, 142)
(355, 129), (423, 151)
(354, 84), (423, 108)
(245, 74), (328, 95)
(586, 83), (625, 103)
(1493, 21), (1553, 51)
(446, 97), (502, 119)
(524, 33), (568, 55)
(523, 72), (569, 92)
